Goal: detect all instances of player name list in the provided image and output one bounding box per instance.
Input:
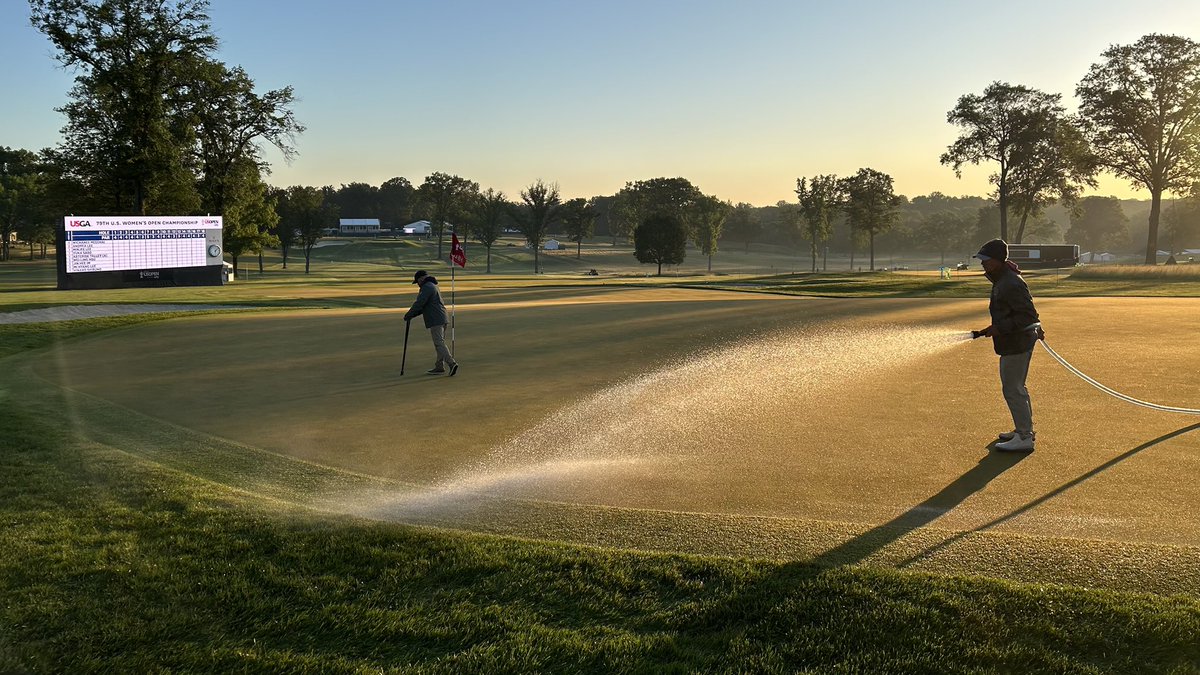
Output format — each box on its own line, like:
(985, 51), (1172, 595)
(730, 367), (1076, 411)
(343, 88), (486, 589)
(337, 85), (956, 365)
(66, 229), (208, 273)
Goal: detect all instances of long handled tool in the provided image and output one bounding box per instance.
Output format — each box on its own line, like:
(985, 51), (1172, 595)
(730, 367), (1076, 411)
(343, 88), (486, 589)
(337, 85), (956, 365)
(400, 317), (411, 375)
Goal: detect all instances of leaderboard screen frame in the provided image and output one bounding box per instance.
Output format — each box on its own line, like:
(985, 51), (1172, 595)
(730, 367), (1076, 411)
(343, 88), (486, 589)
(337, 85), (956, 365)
(57, 215), (225, 290)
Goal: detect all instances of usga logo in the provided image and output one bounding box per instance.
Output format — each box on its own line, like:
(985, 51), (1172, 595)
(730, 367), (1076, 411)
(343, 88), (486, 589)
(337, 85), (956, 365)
(68, 219), (92, 228)
(202, 218), (220, 226)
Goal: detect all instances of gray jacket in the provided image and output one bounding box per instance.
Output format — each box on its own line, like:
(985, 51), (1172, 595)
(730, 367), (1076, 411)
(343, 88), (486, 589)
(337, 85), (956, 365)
(404, 276), (449, 328)
(988, 266), (1040, 355)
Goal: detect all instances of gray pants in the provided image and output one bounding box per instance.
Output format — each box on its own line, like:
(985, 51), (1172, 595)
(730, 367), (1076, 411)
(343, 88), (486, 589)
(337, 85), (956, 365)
(999, 349), (1034, 435)
(430, 324), (456, 369)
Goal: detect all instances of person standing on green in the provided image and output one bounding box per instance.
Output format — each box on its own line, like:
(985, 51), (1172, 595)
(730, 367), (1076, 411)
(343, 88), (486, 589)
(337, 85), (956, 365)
(974, 239), (1042, 452)
(404, 270), (459, 376)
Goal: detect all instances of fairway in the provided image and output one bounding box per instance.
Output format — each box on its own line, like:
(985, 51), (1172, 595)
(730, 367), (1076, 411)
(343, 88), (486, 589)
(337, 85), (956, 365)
(29, 286), (1200, 593)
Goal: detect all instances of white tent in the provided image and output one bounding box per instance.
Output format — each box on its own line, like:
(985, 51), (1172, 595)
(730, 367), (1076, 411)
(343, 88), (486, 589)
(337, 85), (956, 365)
(544, 239), (561, 250)
(338, 218), (380, 234)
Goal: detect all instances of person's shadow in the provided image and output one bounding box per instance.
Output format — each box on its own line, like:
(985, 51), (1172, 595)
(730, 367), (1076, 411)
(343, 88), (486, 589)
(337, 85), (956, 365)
(898, 420), (1200, 567)
(805, 450), (1027, 569)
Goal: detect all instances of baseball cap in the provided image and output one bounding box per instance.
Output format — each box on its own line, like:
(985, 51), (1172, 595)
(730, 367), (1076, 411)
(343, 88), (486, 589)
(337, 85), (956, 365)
(411, 270), (427, 284)
(973, 239), (1008, 261)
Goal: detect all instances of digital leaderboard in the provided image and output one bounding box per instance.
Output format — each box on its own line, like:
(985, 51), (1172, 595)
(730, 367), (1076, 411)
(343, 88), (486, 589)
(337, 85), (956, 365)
(57, 216), (225, 289)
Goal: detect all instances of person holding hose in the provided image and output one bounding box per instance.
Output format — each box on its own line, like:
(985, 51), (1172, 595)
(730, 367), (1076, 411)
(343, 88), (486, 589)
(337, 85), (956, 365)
(973, 239), (1043, 452)
(404, 270), (459, 376)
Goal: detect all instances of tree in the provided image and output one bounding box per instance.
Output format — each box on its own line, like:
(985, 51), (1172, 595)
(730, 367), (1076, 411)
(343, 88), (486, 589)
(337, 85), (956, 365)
(31, 0), (218, 215)
(1006, 114), (1097, 243)
(516, 180), (561, 273)
(16, 220), (55, 259)
(267, 186), (295, 268)
(329, 182), (380, 221)
(190, 60), (302, 218)
(723, 202), (761, 252)
(771, 201), (803, 255)
(220, 161), (278, 277)
(1077, 34), (1200, 264)
(559, 197), (596, 259)
(941, 82), (1067, 241)
(1065, 196), (1129, 253)
(417, 172), (478, 260)
(967, 206), (1058, 248)
(795, 174), (839, 272)
(0, 147), (48, 262)
(614, 177), (701, 245)
(1164, 184), (1200, 251)
(467, 188), (509, 273)
(279, 185), (332, 273)
(690, 194), (729, 272)
(634, 213), (687, 275)
(608, 191), (639, 245)
(918, 211), (973, 266)
(839, 168), (900, 271)
(379, 177), (416, 230)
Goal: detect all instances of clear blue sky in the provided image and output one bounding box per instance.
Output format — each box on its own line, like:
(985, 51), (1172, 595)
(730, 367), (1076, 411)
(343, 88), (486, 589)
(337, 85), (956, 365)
(3, 0), (1199, 205)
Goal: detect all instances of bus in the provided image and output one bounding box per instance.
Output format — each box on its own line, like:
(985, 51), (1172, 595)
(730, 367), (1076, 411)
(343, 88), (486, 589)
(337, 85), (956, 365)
(1006, 244), (1079, 269)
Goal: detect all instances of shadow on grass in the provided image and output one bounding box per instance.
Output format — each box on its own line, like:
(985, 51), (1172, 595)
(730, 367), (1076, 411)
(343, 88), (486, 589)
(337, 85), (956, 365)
(805, 452), (1027, 569)
(898, 421), (1200, 568)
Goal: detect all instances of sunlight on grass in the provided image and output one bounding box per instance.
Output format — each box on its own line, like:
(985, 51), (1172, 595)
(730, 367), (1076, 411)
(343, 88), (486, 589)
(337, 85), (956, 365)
(1070, 263), (1200, 281)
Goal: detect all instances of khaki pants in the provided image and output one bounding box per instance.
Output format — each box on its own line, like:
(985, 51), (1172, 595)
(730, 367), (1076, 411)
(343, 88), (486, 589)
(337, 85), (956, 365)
(999, 349), (1034, 435)
(430, 324), (456, 369)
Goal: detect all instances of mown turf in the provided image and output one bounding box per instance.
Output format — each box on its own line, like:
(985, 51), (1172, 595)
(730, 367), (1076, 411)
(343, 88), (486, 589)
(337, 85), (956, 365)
(4, 256), (1200, 672)
(2, 377), (1199, 673)
(685, 269), (1200, 297)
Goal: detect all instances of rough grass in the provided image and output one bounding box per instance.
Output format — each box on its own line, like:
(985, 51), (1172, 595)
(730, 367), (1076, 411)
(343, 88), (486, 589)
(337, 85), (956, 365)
(1070, 263), (1200, 281)
(2, 370), (1198, 673)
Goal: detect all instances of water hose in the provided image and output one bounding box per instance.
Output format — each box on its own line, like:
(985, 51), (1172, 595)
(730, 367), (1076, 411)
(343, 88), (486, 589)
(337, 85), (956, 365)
(972, 325), (1200, 415)
(1036, 340), (1200, 415)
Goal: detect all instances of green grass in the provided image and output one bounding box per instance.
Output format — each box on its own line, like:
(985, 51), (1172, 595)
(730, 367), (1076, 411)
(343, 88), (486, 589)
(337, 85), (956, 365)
(2, 369), (1198, 673)
(1069, 263), (1200, 281)
(5, 243), (1200, 308)
(683, 268), (1200, 297)
(0, 313), (207, 359)
(3, 253), (1200, 671)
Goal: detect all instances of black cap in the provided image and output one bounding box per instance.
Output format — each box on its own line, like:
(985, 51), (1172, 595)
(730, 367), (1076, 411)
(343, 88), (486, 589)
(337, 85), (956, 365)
(411, 270), (427, 284)
(973, 239), (1008, 261)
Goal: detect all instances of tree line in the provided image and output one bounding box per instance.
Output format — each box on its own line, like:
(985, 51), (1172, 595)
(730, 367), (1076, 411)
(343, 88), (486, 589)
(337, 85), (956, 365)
(4, 2), (1200, 270)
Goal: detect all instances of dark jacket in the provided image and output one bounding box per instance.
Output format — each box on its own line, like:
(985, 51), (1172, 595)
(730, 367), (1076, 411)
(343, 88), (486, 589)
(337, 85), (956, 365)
(404, 276), (449, 328)
(988, 265), (1040, 355)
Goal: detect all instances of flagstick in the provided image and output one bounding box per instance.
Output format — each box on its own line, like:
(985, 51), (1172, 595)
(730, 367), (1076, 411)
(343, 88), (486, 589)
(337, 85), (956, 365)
(450, 233), (456, 357)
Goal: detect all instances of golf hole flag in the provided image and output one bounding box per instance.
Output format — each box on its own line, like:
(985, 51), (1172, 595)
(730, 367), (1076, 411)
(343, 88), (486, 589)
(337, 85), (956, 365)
(451, 233), (467, 268)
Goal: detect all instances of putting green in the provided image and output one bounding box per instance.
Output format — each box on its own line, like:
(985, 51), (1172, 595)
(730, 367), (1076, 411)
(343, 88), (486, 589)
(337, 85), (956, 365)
(33, 287), (1200, 593)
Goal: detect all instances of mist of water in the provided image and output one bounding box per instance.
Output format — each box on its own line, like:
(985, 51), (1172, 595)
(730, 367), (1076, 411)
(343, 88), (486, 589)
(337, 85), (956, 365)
(338, 323), (972, 520)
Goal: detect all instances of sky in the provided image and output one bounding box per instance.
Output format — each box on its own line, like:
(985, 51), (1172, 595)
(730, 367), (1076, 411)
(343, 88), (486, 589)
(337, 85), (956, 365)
(3, 0), (1200, 206)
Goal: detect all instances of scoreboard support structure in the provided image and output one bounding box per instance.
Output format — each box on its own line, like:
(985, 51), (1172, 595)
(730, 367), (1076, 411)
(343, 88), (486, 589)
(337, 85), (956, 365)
(56, 216), (225, 290)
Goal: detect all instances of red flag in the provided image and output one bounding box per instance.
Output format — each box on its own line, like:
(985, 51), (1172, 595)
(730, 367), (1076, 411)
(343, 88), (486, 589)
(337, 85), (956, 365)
(450, 232), (467, 268)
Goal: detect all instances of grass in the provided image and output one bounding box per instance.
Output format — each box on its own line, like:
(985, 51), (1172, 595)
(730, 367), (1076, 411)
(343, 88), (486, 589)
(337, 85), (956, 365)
(1069, 263), (1200, 281)
(2, 369), (1199, 673)
(4, 253), (1200, 671)
(5, 242), (1200, 307)
(684, 268), (1200, 297)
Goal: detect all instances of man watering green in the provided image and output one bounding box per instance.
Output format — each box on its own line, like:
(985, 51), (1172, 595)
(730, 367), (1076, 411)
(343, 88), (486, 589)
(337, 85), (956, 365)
(973, 239), (1043, 452)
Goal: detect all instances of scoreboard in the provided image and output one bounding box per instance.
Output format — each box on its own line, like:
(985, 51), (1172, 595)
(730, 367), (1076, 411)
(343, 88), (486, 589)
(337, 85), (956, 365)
(57, 216), (225, 289)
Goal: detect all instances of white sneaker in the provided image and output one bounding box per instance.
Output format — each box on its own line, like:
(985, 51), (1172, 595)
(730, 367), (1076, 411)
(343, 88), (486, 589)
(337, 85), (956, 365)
(995, 433), (1035, 452)
(998, 430), (1018, 441)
